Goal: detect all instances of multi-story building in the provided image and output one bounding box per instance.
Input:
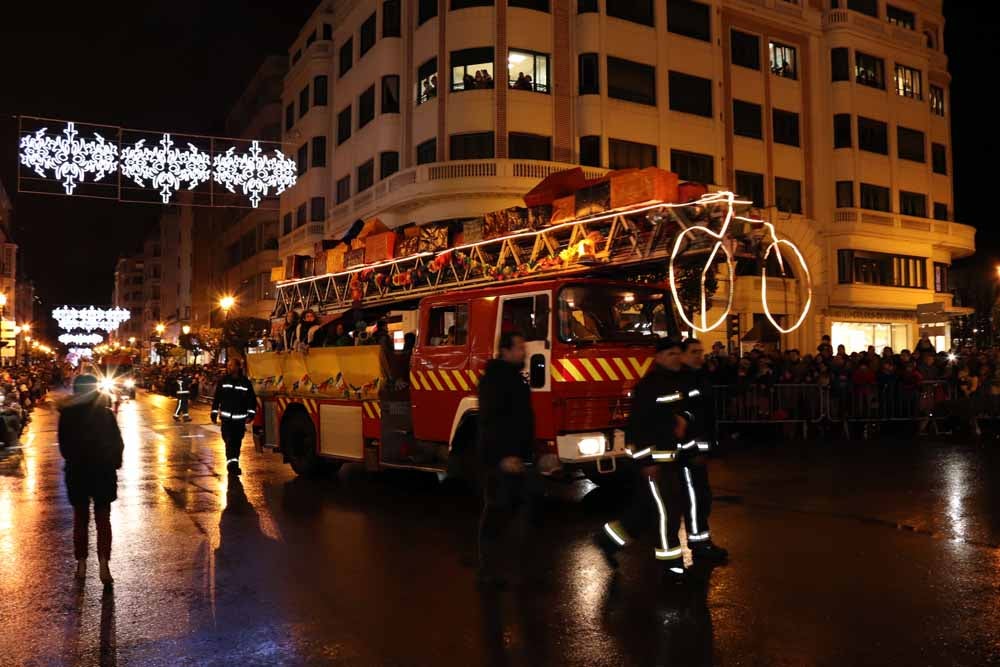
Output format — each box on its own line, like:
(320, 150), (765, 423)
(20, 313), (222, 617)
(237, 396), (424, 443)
(0, 178), (16, 320)
(112, 256), (145, 344)
(141, 235), (163, 345)
(157, 197), (195, 342)
(276, 0), (973, 352)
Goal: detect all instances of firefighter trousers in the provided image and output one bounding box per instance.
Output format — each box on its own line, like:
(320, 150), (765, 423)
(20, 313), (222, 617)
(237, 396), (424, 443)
(604, 463), (685, 563)
(174, 397), (190, 418)
(221, 420), (246, 464)
(478, 469), (542, 577)
(681, 461), (712, 545)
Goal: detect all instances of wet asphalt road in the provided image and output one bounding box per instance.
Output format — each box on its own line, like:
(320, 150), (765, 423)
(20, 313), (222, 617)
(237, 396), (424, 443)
(1, 392), (1000, 666)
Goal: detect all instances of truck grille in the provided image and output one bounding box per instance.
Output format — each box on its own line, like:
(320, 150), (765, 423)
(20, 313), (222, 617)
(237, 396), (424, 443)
(562, 396), (631, 431)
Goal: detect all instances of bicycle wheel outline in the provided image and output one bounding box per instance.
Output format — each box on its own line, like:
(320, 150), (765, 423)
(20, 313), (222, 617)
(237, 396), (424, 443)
(761, 237), (813, 334)
(668, 225), (735, 333)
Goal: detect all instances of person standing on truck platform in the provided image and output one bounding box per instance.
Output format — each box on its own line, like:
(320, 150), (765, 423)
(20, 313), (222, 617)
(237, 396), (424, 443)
(211, 357), (257, 476)
(173, 369), (192, 422)
(477, 331), (538, 590)
(594, 337), (692, 584)
(680, 338), (728, 566)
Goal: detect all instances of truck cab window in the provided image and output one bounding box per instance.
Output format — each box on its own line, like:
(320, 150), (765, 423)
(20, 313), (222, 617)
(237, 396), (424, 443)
(427, 304), (468, 346)
(500, 294), (549, 342)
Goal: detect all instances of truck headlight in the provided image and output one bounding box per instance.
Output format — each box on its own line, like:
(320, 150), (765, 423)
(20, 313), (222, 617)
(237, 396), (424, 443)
(99, 379), (116, 393)
(123, 379), (136, 389)
(577, 435), (606, 456)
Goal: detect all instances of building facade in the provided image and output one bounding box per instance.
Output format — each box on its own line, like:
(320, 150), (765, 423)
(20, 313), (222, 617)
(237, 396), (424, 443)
(112, 256), (145, 344)
(275, 0), (972, 352)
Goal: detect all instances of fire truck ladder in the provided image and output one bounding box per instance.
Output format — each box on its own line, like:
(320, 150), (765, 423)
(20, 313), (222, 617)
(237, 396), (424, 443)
(273, 192), (751, 317)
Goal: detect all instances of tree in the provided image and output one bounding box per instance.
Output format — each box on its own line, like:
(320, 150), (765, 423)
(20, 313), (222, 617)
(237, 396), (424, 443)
(222, 317), (271, 355)
(195, 326), (223, 362)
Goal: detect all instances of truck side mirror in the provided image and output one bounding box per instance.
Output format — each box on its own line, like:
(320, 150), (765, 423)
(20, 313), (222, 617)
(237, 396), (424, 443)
(529, 353), (546, 388)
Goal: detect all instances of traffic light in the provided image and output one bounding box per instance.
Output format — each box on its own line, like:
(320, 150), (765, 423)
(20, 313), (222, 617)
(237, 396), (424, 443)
(726, 313), (741, 354)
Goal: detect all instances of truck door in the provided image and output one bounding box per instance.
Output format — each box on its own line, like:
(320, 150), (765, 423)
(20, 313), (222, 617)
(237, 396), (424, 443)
(496, 292), (553, 436)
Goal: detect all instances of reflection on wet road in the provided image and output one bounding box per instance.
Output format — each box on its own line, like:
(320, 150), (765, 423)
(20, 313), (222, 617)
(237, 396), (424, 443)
(1, 391), (999, 665)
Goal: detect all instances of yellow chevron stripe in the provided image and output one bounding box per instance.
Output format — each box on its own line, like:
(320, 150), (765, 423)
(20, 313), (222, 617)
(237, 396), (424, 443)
(559, 359), (586, 382)
(410, 372), (422, 391)
(452, 370), (470, 392)
(612, 357), (634, 380)
(551, 365), (567, 382)
(597, 358), (619, 381)
(578, 358), (604, 382)
(417, 370), (433, 391)
(425, 370), (445, 392)
(629, 357), (644, 376)
(374, 402), (382, 417)
(364, 402), (373, 418)
(438, 369), (457, 391)
(637, 357), (652, 375)
(467, 369), (479, 387)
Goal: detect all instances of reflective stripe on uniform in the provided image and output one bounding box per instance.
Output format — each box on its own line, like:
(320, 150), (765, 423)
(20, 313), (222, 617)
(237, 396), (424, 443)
(688, 388), (701, 398)
(656, 392), (682, 403)
(683, 466), (700, 536)
(651, 451), (676, 462)
(677, 440), (697, 450)
(688, 531), (711, 543)
(696, 441), (710, 451)
(648, 477), (674, 558)
(603, 522), (628, 547)
(626, 447), (652, 460)
(235, 386), (248, 392)
(221, 384), (233, 389)
(655, 547), (683, 561)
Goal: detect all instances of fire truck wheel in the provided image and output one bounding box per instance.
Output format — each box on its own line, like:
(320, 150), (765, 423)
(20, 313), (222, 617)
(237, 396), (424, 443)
(583, 466), (632, 492)
(282, 411), (321, 477)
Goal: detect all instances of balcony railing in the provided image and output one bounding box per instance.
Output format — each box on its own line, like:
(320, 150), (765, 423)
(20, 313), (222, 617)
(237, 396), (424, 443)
(823, 9), (927, 49)
(833, 208), (975, 254)
(278, 223), (325, 253)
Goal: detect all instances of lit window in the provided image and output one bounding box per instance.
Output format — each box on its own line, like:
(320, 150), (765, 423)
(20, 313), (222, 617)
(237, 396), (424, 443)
(855, 52), (885, 89)
(769, 41), (797, 79)
(894, 64), (923, 100)
(417, 58), (438, 104)
(930, 85), (945, 116)
(451, 47), (495, 91)
(508, 49), (549, 93)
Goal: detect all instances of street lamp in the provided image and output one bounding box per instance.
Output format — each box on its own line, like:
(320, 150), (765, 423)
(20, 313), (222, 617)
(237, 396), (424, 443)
(182, 325), (191, 335)
(128, 336), (136, 346)
(219, 295), (236, 319)
(155, 322), (166, 335)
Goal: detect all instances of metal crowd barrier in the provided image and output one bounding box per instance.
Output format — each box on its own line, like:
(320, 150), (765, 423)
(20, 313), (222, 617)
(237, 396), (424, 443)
(713, 383), (824, 438)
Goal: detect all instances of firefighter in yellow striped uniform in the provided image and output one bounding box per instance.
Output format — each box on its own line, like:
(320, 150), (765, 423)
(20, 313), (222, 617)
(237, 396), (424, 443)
(594, 337), (692, 583)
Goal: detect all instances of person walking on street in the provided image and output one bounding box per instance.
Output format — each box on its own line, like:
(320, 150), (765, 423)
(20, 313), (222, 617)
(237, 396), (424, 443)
(58, 374), (125, 586)
(211, 357), (257, 475)
(595, 338), (692, 583)
(680, 338), (728, 565)
(476, 331), (538, 590)
(173, 369), (192, 422)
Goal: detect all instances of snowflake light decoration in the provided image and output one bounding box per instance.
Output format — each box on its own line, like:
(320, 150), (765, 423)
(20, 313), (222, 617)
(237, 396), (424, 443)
(18, 122), (119, 195)
(120, 133), (212, 203)
(213, 140), (297, 208)
(52, 306), (131, 333)
(58, 333), (104, 346)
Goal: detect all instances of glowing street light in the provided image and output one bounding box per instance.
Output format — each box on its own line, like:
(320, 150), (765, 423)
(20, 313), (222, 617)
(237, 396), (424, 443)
(155, 323), (166, 335)
(128, 336), (136, 345)
(219, 295), (235, 312)
(182, 325), (191, 335)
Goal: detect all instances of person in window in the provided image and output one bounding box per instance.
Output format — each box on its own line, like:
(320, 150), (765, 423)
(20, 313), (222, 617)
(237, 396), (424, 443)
(444, 325), (457, 346)
(472, 71), (483, 89)
(429, 74), (438, 96)
(513, 72), (529, 90)
(332, 322), (353, 347)
(278, 311), (300, 352)
(295, 309), (324, 351)
(482, 69), (493, 88)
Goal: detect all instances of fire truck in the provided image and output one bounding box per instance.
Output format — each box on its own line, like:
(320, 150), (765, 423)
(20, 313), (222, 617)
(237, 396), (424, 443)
(247, 168), (805, 483)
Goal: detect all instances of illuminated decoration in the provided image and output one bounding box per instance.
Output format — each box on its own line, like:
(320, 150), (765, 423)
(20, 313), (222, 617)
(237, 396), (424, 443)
(58, 333), (104, 346)
(741, 216), (814, 335)
(52, 306), (131, 332)
(120, 133), (212, 204)
(18, 122), (118, 195)
(212, 140), (297, 208)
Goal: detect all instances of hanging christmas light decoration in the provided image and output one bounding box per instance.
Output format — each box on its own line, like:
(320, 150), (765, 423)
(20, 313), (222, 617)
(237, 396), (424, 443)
(120, 133), (212, 204)
(52, 306), (131, 332)
(212, 140), (298, 208)
(57, 333), (105, 345)
(18, 122), (118, 195)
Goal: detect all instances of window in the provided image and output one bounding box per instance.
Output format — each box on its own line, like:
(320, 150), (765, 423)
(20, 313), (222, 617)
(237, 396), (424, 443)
(450, 132), (495, 160)
(339, 38), (353, 76)
(426, 304), (469, 346)
(284, 103), (294, 131)
(358, 159), (375, 192)
(360, 13), (376, 56)
(336, 176), (351, 203)
(772, 109), (800, 147)
(897, 126), (925, 162)
(735, 171), (764, 208)
(337, 106), (352, 145)
(847, 0), (878, 18)
(838, 249), (927, 289)
(282, 213), (293, 236)
(299, 86), (310, 118)
(886, 5), (914, 29)
(578, 0), (598, 11)
(774, 177), (802, 214)
(383, 0), (401, 37)
(933, 203), (949, 222)
(731, 30), (760, 70)
(296, 203), (307, 227)
(311, 136), (327, 168)
(509, 49), (549, 93)
(836, 180), (854, 208)
(857, 117), (888, 154)
(855, 52), (885, 89)
(932, 143), (947, 175)
(452, 0), (493, 7)
(933, 263), (949, 293)
(900, 191), (927, 218)
(733, 100), (762, 139)
(297, 144), (308, 176)
(832, 47), (850, 82)
(894, 64), (922, 99)
(769, 42), (797, 79)
(860, 183), (890, 211)
(608, 57), (657, 106)
(419, 0), (437, 24)
(580, 136), (601, 167)
(610, 139), (657, 169)
(579, 53), (600, 94)
(667, 0), (710, 41)
(509, 133), (551, 160)
(417, 138), (437, 164)
(670, 149), (713, 183)
(380, 151), (400, 179)
(834, 114), (852, 148)
(323, 23), (333, 40)
(509, 0), (549, 10)
(313, 75), (328, 106)
(451, 47), (495, 91)
(359, 86), (376, 128)
(930, 85), (945, 116)
(668, 70), (711, 116)
(607, 0), (654, 27)
(382, 75), (400, 113)
(307, 31), (317, 47)
(417, 58), (438, 104)
(501, 295), (550, 343)
(310, 196), (326, 222)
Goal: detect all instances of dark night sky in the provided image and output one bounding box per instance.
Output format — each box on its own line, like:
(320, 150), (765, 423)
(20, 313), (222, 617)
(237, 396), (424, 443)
(0, 1), (994, 318)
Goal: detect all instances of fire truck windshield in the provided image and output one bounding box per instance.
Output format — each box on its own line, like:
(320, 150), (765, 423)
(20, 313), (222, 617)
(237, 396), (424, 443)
(558, 285), (669, 344)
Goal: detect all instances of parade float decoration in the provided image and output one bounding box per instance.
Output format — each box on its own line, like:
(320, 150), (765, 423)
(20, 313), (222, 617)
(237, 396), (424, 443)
(52, 306), (131, 333)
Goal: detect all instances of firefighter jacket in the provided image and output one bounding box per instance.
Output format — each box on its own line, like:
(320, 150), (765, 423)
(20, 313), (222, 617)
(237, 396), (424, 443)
(211, 374), (257, 423)
(681, 367), (714, 454)
(626, 365), (690, 463)
(175, 375), (192, 398)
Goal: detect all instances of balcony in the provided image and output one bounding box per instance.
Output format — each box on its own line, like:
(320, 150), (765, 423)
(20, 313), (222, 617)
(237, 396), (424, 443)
(823, 9), (927, 50)
(278, 223), (325, 255)
(832, 208), (976, 259)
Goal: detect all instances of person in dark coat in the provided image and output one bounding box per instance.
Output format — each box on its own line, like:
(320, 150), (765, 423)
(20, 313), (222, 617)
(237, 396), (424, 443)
(211, 357), (257, 475)
(295, 309), (325, 351)
(476, 331), (538, 589)
(58, 374), (125, 586)
(279, 311), (300, 352)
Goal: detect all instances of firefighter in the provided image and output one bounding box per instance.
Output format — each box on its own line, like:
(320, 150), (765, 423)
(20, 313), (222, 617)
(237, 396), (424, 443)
(680, 338), (728, 564)
(211, 357), (257, 475)
(595, 337), (691, 583)
(172, 370), (192, 422)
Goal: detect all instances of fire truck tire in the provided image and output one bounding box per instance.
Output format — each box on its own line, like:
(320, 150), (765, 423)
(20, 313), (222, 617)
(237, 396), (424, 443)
(282, 411), (321, 477)
(583, 466), (632, 491)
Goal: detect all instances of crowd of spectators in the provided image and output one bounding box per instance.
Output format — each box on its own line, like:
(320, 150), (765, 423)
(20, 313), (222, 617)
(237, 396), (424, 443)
(1, 360), (62, 447)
